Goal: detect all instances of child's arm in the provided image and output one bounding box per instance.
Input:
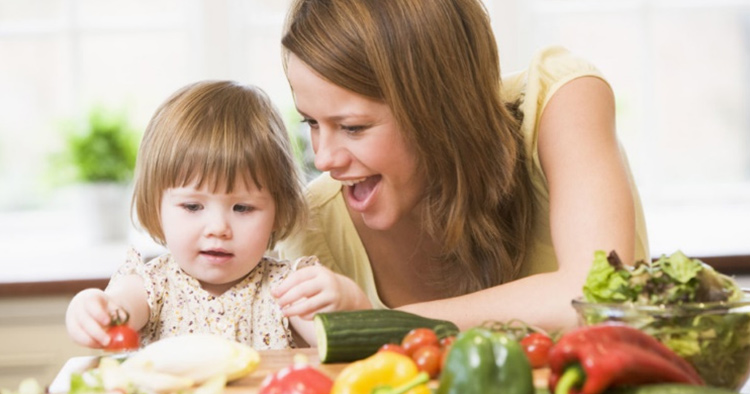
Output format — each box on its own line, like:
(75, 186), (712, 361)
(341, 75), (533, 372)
(65, 274), (149, 349)
(272, 265), (372, 320)
(288, 316), (316, 347)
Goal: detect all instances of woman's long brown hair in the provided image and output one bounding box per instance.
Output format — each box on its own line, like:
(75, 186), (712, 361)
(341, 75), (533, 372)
(283, 0), (535, 295)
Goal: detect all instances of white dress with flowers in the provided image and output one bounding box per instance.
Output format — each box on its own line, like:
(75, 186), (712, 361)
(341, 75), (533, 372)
(108, 248), (318, 349)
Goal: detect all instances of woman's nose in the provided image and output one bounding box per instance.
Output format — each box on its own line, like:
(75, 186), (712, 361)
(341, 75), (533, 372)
(312, 130), (347, 172)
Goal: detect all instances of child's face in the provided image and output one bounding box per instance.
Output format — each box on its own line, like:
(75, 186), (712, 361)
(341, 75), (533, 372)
(160, 176), (275, 295)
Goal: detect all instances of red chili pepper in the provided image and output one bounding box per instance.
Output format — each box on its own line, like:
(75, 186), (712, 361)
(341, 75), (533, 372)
(259, 354), (333, 394)
(548, 324), (703, 394)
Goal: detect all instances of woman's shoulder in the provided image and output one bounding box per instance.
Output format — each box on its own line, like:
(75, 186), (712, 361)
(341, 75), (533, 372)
(525, 46), (608, 107)
(529, 46), (601, 77)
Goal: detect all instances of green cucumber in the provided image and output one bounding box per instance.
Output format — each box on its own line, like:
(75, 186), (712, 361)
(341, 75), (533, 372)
(605, 384), (737, 394)
(313, 309), (460, 363)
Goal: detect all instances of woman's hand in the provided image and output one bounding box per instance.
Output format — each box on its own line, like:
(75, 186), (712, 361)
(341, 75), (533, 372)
(65, 288), (118, 349)
(273, 265), (372, 320)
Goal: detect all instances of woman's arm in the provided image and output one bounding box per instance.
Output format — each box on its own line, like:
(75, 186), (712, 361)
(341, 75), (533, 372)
(399, 76), (636, 332)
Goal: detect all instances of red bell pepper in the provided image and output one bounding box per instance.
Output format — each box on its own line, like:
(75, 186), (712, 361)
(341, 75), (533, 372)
(548, 324), (703, 394)
(259, 354), (333, 394)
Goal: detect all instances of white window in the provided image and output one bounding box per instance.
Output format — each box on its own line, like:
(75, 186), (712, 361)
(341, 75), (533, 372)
(0, 0), (747, 281)
(488, 0), (750, 258)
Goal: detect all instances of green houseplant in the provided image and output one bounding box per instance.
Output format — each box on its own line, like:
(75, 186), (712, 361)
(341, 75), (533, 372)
(58, 105), (140, 243)
(61, 105), (139, 184)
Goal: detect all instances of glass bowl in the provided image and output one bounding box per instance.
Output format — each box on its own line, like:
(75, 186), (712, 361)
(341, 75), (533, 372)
(572, 295), (750, 390)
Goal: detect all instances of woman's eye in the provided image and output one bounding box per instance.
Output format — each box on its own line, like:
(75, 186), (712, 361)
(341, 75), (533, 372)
(342, 125), (365, 134)
(233, 204), (254, 213)
(301, 118), (319, 129)
(181, 203), (201, 212)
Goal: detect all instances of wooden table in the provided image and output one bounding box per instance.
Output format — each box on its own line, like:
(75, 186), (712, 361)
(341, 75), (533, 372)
(227, 348), (345, 393)
(51, 348), (550, 393)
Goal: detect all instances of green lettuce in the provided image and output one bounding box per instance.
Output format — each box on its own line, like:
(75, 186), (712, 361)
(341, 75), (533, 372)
(579, 250), (750, 389)
(582, 250), (634, 303)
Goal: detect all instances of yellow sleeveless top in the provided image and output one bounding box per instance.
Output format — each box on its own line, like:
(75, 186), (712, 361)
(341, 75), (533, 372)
(275, 46), (650, 309)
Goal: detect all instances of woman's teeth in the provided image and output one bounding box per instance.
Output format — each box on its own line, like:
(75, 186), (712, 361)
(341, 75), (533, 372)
(340, 177), (367, 186)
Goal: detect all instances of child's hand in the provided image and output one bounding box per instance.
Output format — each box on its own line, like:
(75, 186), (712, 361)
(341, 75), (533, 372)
(273, 265), (372, 320)
(65, 288), (119, 348)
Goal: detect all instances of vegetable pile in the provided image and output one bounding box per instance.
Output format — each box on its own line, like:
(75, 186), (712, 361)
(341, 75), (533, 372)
(69, 334), (260, 394)
(579, 250), (750, 389)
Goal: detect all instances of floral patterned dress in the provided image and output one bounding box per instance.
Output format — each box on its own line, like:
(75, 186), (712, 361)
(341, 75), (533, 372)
(108, 248), (318, 349)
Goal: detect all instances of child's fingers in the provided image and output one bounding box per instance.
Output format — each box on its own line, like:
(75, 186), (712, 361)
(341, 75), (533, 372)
(275, 277), (324, 309)
(86, 300), (114, 327)
(282, 294), (333, 318)
(272, 266), (320, 297)
(69, 311), (110, 348)
(275, 266), (333, 305)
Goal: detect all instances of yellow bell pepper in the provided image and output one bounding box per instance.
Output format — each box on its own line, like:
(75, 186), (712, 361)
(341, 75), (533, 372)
(331, 351), (430, 394)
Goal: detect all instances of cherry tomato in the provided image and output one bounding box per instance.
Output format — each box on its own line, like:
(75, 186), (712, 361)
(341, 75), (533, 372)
(401, 328), (439, 357)
(378, 343), (408, 356)
(520, 332), (554, 368)
(439, 335), (456, 349)
(105, 309), (140, 352)
(439, 335), (456, 371)
(441, 346), (450, 371)
(411, 344), (442, 378)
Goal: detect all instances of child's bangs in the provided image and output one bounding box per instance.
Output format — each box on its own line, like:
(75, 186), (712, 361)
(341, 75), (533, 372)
(170, 132), (262, 194)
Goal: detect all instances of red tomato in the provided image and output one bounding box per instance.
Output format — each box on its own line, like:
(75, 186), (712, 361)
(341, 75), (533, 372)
(441, 346), (450, 371)
(378, 343), (408, 356)
(401, 328), (439, 357)
(105, 309), (140, 352)
(520, 332), (554, 368)
(439, 335), (456, 349)
(411, 344), (442, 378)
(105, 324), (140, 351)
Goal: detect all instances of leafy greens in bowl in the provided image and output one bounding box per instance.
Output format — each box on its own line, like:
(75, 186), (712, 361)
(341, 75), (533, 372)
(573, 250), (750, 389)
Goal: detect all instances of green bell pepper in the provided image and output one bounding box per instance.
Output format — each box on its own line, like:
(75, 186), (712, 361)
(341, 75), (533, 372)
(437, 327), (534, 394)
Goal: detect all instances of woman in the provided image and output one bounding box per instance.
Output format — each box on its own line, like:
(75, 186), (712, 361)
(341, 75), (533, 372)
(272, 0), (649, 331)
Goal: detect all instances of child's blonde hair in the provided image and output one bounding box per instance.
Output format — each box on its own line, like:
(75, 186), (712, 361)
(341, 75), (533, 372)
(132, 80), (306, 248)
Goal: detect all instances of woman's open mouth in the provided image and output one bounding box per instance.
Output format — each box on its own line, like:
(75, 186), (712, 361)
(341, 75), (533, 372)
(343, 175), (381, 211)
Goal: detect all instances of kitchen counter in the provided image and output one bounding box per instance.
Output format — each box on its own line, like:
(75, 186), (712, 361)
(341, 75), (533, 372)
(49, 347), (551, 394)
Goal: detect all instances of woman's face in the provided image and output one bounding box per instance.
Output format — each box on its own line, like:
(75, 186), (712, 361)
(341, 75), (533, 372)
(287, 54), (425, 230)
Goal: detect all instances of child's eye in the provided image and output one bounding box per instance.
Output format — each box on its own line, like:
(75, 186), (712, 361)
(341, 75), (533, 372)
(233, 204), (255, 213)
(181, 203), (201, 212)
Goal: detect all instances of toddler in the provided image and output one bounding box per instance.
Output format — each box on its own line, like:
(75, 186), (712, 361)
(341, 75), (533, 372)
(65, 80), (371, 350)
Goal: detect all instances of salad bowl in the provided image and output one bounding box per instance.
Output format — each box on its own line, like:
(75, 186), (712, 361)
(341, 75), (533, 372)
(573, 294), (750, 390)
(573, 250), (750, 390)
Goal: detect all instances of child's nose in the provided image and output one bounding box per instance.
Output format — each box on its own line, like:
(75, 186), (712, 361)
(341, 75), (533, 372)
(205, 214), (232, 238)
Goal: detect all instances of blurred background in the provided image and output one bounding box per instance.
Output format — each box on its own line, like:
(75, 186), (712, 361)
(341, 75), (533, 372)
(1, 0), (749, 278)
(1, 0), (750, 389)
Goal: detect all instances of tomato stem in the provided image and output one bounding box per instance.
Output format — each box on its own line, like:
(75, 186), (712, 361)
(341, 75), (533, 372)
(111, 308), (130, 326)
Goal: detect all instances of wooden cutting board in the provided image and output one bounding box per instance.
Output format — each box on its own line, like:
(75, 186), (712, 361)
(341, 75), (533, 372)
(50, 347), (550, 393)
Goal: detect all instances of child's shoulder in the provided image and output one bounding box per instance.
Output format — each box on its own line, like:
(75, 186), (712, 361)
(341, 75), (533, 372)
(118, 246), (175, 276)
